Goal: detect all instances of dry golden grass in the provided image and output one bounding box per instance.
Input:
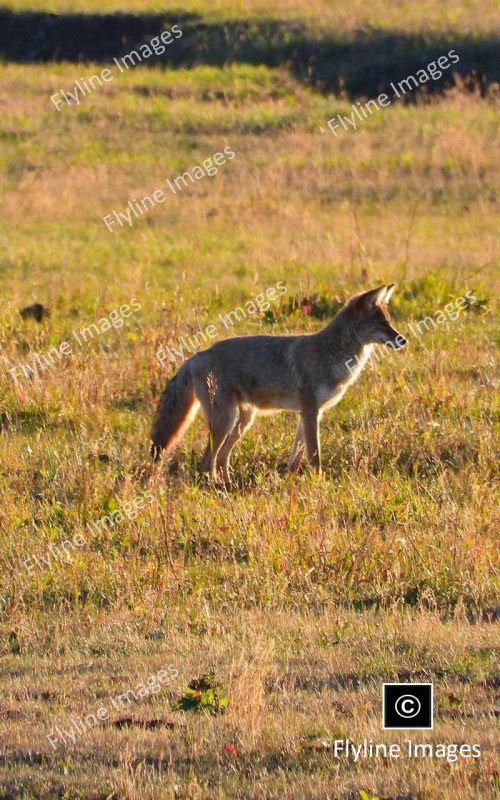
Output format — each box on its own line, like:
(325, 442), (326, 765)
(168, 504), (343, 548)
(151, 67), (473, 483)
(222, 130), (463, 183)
(0, 609), (498, 798)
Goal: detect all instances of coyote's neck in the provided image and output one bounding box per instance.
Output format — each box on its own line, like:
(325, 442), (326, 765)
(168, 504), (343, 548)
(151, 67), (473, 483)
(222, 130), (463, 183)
(317, 313), (373, 378)
(344, 343), (373, 382)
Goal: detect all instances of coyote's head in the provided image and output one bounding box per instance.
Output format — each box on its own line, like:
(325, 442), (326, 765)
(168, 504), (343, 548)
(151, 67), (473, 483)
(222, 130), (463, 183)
(346, 284), (407, 349)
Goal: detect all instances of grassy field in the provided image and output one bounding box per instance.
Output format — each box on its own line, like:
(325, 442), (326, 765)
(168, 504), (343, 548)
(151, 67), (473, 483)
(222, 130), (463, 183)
(0, 1), (498, 798)
(2, 0), (500, 30)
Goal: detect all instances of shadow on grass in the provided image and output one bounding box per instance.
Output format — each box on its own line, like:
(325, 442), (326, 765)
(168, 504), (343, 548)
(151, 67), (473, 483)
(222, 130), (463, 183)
(0, 8), (498, 98)
(0, 408), (79, 437)
(0, 408), (50, 433)
(272, 667), (500, 693)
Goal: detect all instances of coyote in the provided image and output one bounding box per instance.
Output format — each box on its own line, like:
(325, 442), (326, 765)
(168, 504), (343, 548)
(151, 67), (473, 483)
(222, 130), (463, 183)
(151, 284), (407, 480)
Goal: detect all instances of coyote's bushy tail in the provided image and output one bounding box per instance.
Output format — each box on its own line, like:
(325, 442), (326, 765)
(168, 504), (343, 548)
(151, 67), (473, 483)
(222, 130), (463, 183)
(151, 364), (198, 461)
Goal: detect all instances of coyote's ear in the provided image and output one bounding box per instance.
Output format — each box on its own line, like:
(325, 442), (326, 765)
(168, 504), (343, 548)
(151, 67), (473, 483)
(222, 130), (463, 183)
(356, 285), (387, 307)
(347, 285), (387, 315)
(384, 283), (396, 303)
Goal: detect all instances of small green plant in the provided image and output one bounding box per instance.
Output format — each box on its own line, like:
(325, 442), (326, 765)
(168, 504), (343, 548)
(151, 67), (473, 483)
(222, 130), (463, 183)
(176, 671), (228, 715)
(358, 791), (380, 800)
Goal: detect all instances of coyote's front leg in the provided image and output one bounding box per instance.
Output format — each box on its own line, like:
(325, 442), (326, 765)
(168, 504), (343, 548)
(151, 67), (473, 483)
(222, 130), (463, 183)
(288, 418), (305, 472)
(301, 401), (321, 472)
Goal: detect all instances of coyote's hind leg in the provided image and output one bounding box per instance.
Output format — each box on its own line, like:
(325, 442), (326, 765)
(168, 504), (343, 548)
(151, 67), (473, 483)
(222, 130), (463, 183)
(198, 391), (239, 482)
(217, 405), (256, 482)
